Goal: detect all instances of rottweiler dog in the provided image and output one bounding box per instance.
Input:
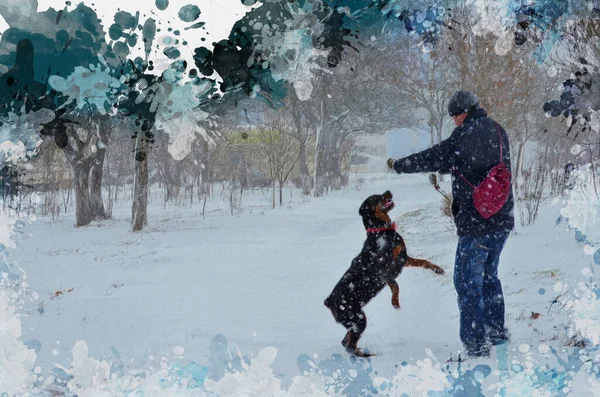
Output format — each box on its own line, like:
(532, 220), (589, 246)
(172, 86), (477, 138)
(324, 191), (444, 357)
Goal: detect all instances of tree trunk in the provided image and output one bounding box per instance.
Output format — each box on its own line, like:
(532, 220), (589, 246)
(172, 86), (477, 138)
(298, 141), (311, 195)
(429, 119), (435, 146)
(313, 126), (322, 197)
(279, 181), (283, 206)
(198, 139), (210, 196)
(436, 116), (444, 145)
(290, 105), (312, 196)
(587, 144), (599, 198)
(73, 162), (93, 227)
(516, 141), (526, 178)
(132, 137), (149, 231)
(89, 149), (107, 220)
(515, 141), (526, 197)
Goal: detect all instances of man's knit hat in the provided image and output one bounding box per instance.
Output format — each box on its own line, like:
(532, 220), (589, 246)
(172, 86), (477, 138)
(448, 90), (480, 116)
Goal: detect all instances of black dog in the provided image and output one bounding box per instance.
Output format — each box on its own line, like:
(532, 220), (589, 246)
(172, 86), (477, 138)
(324, 191), (444, 357)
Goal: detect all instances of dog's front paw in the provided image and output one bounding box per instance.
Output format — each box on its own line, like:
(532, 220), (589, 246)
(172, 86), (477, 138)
(433, 266), (445, 275)
(391, 296), (401, 310)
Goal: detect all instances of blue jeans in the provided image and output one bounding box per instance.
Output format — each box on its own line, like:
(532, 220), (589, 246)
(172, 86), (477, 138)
(454, 232), (509, 351)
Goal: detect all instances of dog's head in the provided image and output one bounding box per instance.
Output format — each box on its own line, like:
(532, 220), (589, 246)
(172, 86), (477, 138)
(359, 190), (395, 229)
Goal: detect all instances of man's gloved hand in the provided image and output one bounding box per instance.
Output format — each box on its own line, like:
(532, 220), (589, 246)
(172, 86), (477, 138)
(387, 158), (395, 170)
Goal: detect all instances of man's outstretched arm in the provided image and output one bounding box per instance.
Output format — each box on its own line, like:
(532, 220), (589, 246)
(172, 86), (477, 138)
(388, 131), (459, 174)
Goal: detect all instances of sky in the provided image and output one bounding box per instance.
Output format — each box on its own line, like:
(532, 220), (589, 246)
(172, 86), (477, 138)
(0, 0), (256, 74)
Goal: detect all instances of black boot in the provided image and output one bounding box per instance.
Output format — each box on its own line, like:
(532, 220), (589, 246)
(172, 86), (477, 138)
(341, 331), (375, 357)
(341, 330), (359, 353)
(487, 328), (510, 346)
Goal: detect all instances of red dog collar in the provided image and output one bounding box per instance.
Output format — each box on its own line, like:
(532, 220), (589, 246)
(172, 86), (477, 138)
(366, 222), (397, 233)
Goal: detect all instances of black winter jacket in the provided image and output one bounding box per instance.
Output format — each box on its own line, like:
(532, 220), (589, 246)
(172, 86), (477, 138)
(392, 107), (515, 237)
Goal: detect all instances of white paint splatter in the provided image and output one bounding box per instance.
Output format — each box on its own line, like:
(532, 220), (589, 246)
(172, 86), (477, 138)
(0, 291), (36, 395)
(155, 80), (215, 161)
(470, 1), (516, 56)
(568, 283), (600, 347)
(590, 109), (600, 133)
(571, 144), (583, 155)
(560, 171), (600, 246)
(0, 108), (51, 169)
(253, 3), (329, 101)
(173, 346), (184, 356)
(387, 353), (450, 393)
(204, 347), (283, 396)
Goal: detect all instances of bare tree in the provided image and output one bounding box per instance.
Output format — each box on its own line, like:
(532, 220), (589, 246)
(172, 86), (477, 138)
(259, 116), (301, 207)
(57, 117), (111, 226)
(132, 129), (151, 231)
(280, 94), (314, 196)
(384, 34), (454, 145)
(306, 49), (413, 195)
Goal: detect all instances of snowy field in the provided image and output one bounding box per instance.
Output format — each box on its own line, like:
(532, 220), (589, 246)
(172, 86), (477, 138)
(4, 172), (600, 395)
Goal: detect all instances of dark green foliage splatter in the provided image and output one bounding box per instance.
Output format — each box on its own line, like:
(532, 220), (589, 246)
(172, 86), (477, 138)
(193, 47), (213, 76)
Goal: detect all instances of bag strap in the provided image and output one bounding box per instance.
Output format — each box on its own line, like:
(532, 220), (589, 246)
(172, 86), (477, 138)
(451, 167), (474, 188)
(452, 121), (504, 188)
(495, 122), (503, 162)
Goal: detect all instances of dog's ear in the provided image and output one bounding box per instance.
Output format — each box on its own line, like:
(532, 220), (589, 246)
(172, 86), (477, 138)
(359, 194), (381, 217)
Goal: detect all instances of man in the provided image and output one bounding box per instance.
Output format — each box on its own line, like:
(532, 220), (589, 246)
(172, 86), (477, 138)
(387, 90), (514, 357)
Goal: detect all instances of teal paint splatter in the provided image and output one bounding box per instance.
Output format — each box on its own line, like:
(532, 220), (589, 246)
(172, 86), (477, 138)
(112, 41), (130, 58)
(48, 61), (124, 116)
(178, 5), (201, 22)
(55, 30), (70, 48)
(155, 0), (169, 11)
(185, 22), (206, 30)
(128, 33), (138, 47)
(76, 31), (95, 48)
(165, 361), (208, 388)
(142, 18), (157, 57)
(594, 248), (600, 265)
(109, 24), (123, 40)
(73, 4), (102, 37)
(575, 230), (587, 243)
(113, 11), (137, 30)
(163, 46), (181, 59)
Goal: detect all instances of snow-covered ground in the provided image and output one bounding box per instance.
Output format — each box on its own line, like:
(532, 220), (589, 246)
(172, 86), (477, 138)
(3, 172), (600, 395)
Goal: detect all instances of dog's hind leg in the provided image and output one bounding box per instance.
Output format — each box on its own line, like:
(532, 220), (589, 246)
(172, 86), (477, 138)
(405, 257), (445, 275)
(341, 311), (373, 356)
(388, 280), (400, 309)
